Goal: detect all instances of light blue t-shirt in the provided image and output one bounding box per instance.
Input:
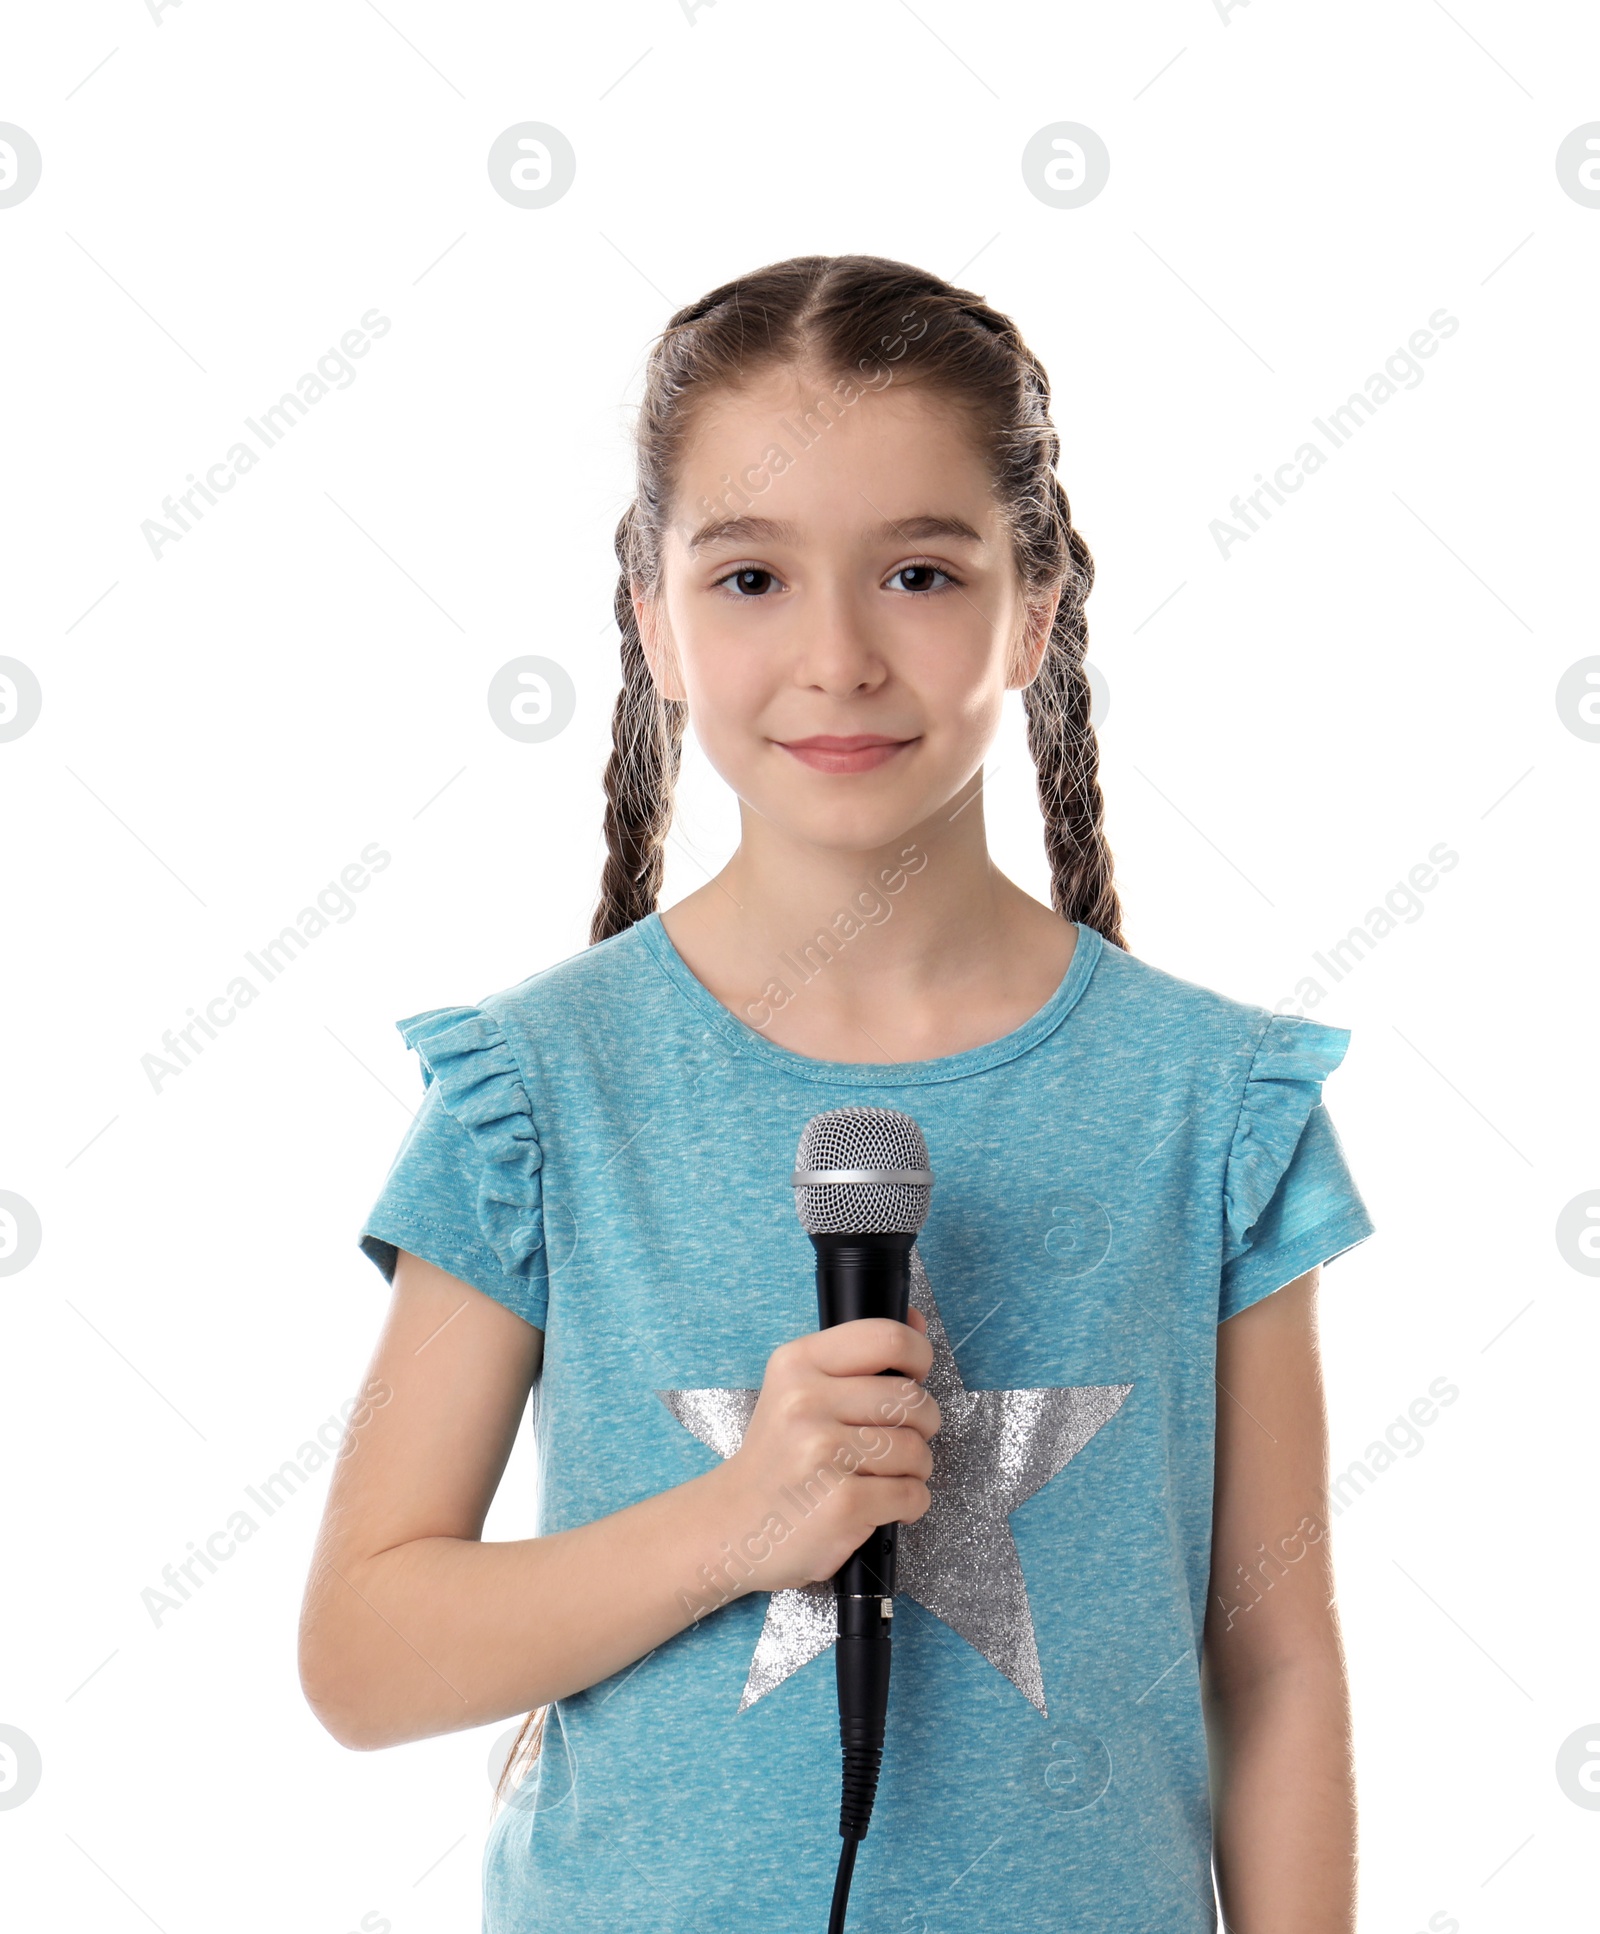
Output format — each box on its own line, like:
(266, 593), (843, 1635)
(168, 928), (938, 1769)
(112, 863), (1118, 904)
(358, 914), (1375, 1933)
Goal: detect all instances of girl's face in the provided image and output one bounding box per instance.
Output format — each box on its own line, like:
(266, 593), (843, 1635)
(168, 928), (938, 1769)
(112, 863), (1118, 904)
(637, 365), (1059, 858)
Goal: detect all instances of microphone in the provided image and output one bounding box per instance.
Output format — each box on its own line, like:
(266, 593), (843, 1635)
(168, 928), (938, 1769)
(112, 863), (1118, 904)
(791, 1107), (934, 1934)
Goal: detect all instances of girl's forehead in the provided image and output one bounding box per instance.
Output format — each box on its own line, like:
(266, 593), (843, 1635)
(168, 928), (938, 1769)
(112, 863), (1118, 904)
(682, 363), (964, 438)
(667, 376), (996, 534)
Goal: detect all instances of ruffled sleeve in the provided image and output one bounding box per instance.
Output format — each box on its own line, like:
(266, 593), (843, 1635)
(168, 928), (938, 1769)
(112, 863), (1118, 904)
(357, 1003), (549, 1328)
(1219, 1013), (1376, 1321)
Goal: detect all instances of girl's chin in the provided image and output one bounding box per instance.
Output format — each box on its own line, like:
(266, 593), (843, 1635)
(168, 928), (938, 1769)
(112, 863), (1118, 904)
(744, 795), (940, 858)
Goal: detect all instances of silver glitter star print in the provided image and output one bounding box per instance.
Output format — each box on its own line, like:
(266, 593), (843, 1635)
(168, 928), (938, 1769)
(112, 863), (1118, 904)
(656, 1248), (1133, 1716)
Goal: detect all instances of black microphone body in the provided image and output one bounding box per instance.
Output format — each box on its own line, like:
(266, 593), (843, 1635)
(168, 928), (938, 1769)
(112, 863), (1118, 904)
(811, 1230), (915, 1841)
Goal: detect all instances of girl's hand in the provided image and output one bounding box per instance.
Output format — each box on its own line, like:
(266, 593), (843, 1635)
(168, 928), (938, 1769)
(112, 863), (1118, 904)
(712, 1307), (943, 1597)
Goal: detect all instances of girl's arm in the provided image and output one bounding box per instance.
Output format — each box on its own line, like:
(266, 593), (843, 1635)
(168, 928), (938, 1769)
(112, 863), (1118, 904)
(1201, 1266), (1357, 1934)
(299, 1249), (938, 1751)
(300, 1248), (739, 1751)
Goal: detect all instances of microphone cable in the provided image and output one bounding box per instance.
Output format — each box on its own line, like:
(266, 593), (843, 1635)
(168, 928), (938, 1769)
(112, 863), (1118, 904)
(829, 1839), (859, 1934)
(828, 1553), (895, 1934)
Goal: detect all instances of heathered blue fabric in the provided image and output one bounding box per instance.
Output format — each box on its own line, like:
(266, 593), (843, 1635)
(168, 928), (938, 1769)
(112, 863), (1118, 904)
(357, 914), (1376, 1933)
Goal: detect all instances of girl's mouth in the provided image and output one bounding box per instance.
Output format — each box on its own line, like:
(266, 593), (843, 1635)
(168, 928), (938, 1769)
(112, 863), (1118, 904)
(775, 734), (918, 774)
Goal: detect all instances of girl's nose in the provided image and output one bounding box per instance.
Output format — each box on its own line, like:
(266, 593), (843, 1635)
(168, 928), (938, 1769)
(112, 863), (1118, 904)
(791, 587), (888, 696)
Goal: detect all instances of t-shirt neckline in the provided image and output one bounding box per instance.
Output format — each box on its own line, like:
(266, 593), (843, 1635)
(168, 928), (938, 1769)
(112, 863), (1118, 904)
(634, 910), (1103, 1086)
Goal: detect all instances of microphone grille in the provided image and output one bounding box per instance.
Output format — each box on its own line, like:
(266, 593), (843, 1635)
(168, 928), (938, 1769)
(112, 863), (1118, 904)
(792, 1106), (933, 1235)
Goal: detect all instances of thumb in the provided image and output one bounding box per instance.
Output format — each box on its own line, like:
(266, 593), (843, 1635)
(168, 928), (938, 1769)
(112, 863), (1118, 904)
(906, 1305), (928, 1335)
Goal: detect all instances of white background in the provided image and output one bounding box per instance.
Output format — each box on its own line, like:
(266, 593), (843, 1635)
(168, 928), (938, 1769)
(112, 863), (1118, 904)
(2, 2), (1596, 1929)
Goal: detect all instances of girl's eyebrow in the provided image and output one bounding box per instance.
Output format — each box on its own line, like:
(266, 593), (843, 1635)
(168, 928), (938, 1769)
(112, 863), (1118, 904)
(685, 512), (987, 554)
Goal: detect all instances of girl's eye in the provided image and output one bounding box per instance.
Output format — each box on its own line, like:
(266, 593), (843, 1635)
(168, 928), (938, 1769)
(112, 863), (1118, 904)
(715, 566), (780, 598)
(886, 562), (956, 594)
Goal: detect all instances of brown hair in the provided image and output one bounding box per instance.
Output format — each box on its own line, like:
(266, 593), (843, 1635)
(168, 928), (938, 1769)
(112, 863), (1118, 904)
(494, 252), (1124, 1812)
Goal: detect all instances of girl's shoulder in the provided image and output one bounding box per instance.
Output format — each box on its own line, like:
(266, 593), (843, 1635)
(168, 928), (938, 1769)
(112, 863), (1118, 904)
(461, 916), (708, 1094)
(387, 922), (666, 1115)
(1085, 932), (1351, 1079)
(481, 918), (662, 1032)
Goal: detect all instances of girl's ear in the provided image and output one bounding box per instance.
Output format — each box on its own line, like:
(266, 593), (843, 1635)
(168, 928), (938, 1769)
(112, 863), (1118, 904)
(633, 583), (688, 703)
(1007, 584), (1063, 691)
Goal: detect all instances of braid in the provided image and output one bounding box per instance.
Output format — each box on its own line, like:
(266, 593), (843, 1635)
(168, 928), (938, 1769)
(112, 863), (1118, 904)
(1021, 483), (1126, 951)
(491, 1706), (549, 1813)
(998, 333), (1125, 953)
(589, 507), (687, 945)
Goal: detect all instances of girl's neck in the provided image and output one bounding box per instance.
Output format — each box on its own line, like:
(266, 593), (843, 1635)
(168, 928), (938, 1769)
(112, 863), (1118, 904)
(656, 787), (1078, 1065)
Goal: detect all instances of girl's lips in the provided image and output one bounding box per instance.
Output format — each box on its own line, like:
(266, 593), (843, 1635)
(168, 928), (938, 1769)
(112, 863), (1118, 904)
(775, 735), (917, 774)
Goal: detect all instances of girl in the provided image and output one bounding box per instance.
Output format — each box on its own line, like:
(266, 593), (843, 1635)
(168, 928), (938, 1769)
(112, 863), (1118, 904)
(301, 254), (1376, 1933)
